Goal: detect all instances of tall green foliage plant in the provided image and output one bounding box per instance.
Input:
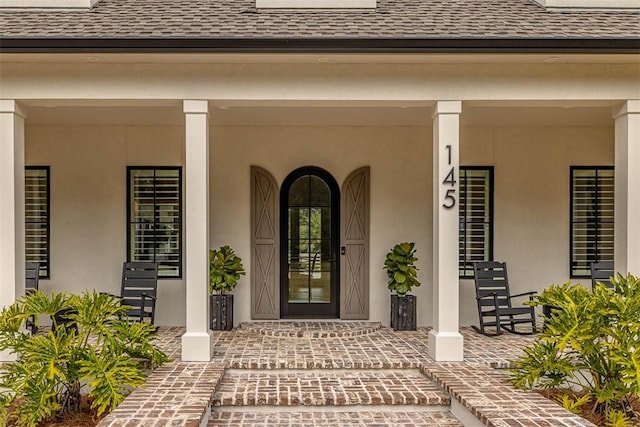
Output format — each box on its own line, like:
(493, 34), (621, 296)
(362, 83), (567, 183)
(510, 274), (640, 425)
(0, 290), (169, 427)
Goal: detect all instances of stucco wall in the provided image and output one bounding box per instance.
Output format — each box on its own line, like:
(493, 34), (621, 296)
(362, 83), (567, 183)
(25, 120), (614, 328)
(212, 123), (614, 327)
(210, 125), (433, 327)
(25, 124), (185, 326)
(459, 126), (614, 326)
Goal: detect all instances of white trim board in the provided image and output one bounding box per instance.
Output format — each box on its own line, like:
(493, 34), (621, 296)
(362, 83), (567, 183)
(0, 0), (99, 8)
(531, 0), (640, 10)
(256, 0), (376, 9)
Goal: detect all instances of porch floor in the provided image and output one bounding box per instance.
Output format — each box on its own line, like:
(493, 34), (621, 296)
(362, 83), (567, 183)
(97, 323), (595, 427)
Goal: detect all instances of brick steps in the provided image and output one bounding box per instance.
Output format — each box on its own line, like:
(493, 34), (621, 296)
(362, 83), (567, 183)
(208, 369), (462, 426)
(213, 369), (449, 407)
(96, 326), (595, 427)
(208, 409), (464, 426)
(239, 321), (382, 338)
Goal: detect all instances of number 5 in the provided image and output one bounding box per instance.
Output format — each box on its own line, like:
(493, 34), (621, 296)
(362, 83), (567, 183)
(443, 189), (456, 209)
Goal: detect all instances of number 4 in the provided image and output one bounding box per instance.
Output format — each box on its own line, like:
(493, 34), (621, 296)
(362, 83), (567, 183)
(442, 167), (456, 186)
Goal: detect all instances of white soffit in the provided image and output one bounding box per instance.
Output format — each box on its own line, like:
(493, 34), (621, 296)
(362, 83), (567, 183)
(256, 0), (376, 9)
(532, 0), (640, 10)
(0, 0), (98, 8)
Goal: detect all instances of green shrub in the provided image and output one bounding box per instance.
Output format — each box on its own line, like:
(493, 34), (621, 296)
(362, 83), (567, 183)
(510, 274), (640, 425)
(383, 242), (420, 297)
(0, 290), (169, 427)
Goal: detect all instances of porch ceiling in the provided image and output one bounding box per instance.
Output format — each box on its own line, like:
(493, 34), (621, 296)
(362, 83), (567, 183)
(24, 104), (615, 127)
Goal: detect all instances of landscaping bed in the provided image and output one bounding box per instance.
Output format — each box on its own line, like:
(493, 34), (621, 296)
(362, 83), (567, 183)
(513, 274), (640, 427)
(538, 389), (640, 426)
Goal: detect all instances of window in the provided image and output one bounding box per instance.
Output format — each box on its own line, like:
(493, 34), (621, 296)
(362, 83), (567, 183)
(570, 167), (614, 277)
(459, 167), (493, 278)
(127, 167), (182, 278)
(25, 167), (50, 279)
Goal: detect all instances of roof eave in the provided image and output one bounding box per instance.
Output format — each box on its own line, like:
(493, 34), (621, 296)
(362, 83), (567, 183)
(1, 37), (639, 54)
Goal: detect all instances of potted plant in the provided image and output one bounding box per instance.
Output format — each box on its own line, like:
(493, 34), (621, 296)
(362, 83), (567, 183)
(209, 245), (245, 331)
(384, 242), (420, 330)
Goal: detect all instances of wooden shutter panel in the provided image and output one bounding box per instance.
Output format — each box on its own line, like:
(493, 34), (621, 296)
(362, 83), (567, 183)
(251, 166), (279, 319)
(340, 166), (370, 319)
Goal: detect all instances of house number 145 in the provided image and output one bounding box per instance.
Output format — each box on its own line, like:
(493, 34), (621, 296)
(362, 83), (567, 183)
(442, 144), (456, 209)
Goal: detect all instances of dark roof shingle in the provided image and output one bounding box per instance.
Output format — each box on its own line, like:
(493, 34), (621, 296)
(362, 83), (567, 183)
(1, 0), (639, 51)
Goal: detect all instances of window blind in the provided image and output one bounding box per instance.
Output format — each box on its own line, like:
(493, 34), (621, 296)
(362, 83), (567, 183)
(25, 167), (50, 278)
(128, 168), (182, 278)
(459, 168), (493, 278)
(570, 167), (614, 277)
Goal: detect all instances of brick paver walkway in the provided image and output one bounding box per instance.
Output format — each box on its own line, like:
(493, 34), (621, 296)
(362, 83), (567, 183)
(214, 369), (449, 406)
(97, 323), (595, 427)
(103, 362), (226, 426)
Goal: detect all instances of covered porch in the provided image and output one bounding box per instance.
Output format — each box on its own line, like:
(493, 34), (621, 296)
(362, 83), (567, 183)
(1, 53), (639, 363)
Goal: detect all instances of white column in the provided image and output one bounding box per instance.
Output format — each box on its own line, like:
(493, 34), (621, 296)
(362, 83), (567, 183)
(428, 101), (464, 362)
(614, 100), (640, 277)
(0, 100), (26, 362)
(181, 100), (213, 362)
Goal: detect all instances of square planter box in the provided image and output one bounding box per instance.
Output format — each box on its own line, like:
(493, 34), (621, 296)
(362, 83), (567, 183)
(390, 294), (417, 331)
(51, 308), (79, 334)
(210, 294), (234, 331)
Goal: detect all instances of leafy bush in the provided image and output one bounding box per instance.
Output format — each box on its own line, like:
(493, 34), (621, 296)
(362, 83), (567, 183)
(510, 273), (640, 425)
(383, 242), (420, 297)
(0, 290), (169, 427)
(209, 245), (246, 295)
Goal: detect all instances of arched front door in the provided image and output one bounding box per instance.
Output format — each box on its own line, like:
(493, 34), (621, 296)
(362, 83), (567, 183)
(280, 167), (339, 318)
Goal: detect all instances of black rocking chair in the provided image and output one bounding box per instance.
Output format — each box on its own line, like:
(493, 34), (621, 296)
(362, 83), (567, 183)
(590, 261), (614, 290)
(25, 262), (40, 333)
(119, 262), (158, 325)
(472, 261), (537, 336)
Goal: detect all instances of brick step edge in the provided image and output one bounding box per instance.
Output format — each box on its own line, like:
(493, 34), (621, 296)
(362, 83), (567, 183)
(213, 369), (450, 407)
(208, 409), (463, 426)
(238, 321), (383, 338)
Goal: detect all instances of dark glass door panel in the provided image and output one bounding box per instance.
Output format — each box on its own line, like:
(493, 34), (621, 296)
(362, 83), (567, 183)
(281, 169), (339, 317)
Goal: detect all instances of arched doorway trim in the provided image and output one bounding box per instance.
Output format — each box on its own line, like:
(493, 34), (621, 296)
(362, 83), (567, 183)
(279, 166), (340, 318)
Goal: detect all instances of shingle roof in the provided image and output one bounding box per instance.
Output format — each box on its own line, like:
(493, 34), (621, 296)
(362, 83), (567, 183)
(1, 0), (639, 51)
